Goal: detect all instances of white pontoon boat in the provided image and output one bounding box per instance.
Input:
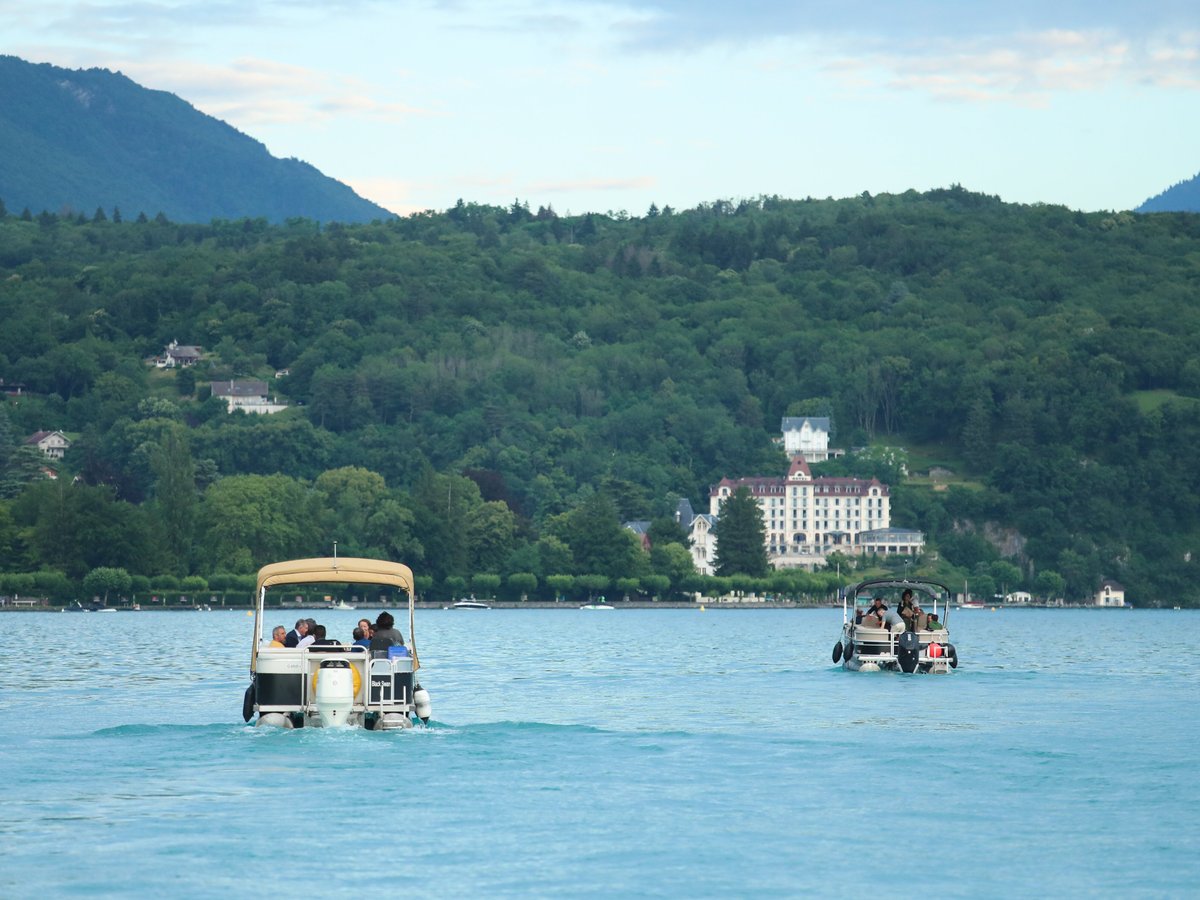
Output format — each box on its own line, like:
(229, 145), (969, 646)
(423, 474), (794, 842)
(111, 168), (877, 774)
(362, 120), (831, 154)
(241, 557), (431, 729)
(832, 578), (959, 674)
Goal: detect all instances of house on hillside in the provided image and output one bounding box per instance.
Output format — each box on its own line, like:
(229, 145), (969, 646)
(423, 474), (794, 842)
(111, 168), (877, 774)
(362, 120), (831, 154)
(622, 500), (717, 576)
(674, 498), (717, 576)
(153, 340), (203, 368)
(779, 416), (843, 463)
(210, 380), (288, 414)
(1094, 580), (1127, 607)
(25, 430), (71, 459)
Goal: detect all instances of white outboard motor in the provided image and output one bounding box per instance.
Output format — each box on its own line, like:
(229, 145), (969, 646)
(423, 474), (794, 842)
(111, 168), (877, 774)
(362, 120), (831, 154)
(414, 687), (432, 723)
(315, 659), (355, 727)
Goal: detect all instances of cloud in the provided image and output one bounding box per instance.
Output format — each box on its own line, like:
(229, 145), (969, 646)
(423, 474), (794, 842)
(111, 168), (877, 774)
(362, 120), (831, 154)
(584, 0), (1200, 103)
(598, 0), (1200, 49)
(828, 29), (1200, 103)
(111, 57), (433, 126)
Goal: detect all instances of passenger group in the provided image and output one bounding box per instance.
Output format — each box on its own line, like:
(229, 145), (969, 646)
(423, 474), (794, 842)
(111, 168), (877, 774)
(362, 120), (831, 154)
(855, 588), (944, 632)
(265, 612), (408, 652)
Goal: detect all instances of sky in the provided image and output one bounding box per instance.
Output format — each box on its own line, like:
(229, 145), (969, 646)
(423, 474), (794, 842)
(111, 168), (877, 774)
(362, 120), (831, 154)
(6, 0), (1200, 216)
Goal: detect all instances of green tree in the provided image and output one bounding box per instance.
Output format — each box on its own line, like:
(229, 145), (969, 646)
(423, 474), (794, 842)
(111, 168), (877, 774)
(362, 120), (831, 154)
(547, 494), (642, 576)
(196, 474), (317, 572)
(506, 571), (537, 601)
(470, 573), (501, 597)
(82, 566), (132, 605)
(712, 487), (769, 577)
(1034, 569), (1065, 601)
(149, 426), (197, 576)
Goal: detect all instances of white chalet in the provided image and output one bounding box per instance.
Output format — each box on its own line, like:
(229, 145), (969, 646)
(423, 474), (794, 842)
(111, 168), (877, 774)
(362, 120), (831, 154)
(780, 416), (841, 463)
(25, 430), (71, 460)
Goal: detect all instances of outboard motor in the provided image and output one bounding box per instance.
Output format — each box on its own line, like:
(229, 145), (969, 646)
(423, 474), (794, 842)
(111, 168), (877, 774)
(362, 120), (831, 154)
(314, 659), (355, 727)
(897, 631), (921, 674)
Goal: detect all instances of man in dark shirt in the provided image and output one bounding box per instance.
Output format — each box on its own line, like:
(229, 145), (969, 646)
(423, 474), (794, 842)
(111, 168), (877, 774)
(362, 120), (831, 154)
(283, 618), (309, 647)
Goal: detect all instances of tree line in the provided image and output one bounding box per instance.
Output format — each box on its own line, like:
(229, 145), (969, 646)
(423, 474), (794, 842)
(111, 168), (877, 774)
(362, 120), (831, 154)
(1, 188), (1199, 604)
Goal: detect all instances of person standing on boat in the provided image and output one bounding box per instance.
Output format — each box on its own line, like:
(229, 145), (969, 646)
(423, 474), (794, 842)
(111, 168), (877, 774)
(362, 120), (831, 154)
(284, 618), (309, 647)
(898, 590), (917, 631)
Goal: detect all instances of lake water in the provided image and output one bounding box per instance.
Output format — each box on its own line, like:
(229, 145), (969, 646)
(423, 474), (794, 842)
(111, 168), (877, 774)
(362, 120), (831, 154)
(0, 607), (1196, 897)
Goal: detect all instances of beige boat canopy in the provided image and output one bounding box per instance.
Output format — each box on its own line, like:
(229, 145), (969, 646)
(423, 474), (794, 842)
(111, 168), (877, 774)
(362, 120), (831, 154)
(251, 557), (417, 671)
(256, 557), (415, 596)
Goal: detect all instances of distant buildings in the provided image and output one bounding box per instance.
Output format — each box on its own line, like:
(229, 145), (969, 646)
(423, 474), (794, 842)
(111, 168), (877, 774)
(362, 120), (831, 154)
(778, 416), (843, 463)
(24, 430), (70, 459)
(1094, 580), (1126, 607)
(707, 455), (921, 570)
(210, 380), (288, 414)
(635, 455), (924, 575)
(153, 340), (203, 368)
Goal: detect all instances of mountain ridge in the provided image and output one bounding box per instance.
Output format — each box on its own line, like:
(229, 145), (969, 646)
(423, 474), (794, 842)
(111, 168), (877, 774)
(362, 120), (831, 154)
(0, 55), (394, 223)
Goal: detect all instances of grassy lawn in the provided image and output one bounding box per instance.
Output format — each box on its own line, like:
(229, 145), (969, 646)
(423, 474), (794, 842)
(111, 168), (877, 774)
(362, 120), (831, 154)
(1131, 389), (1200, 413)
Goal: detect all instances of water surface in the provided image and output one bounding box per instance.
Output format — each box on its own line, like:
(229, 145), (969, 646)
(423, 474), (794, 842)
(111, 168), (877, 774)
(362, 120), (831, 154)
(0, 607), (1195, 897)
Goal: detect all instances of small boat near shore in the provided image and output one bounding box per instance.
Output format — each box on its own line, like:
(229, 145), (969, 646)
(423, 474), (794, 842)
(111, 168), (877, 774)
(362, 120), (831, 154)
(580, 603), (615, 610)
(446, 599), (490, 610)
(242, 557), (431, 730)
(64, 600), (116, 612)
(832, 578), (958, 674)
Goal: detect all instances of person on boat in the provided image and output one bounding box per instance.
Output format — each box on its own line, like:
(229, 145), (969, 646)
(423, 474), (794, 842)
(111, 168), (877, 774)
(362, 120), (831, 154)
(352, 627), (371, 649)
(268, 625), (287, 647)
(898, 590), (917, 630)
(311, 624), (340, 647)
(882, 605), (905, 631)
(284, 618), (310, 648)
(369, 611), (405, 652)
(912, 606), (929, 631)
(296, 618), (318, 649)
(856, 597), (886, 627)
(926, 611), (945, 630)
(357, 618), (373, 639)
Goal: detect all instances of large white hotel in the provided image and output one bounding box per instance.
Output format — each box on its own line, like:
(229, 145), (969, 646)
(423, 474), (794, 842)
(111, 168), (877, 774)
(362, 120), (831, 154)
(680, 458), (924, 575)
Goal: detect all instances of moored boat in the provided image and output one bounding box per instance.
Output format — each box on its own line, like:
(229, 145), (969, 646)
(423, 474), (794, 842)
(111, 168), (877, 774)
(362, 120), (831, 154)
(242, 557), (431, 729)
(832, 578), (958, 674)
(447, 599), (490, 609)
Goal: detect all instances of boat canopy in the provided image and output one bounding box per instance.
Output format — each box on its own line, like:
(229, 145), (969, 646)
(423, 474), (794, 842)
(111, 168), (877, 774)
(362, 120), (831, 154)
(256, 557), (415, 596)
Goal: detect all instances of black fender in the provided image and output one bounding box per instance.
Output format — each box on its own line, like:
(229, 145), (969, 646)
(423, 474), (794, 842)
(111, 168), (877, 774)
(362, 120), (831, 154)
(948, 644), (959, 668)
(832, 641), (843, 663)
(242, 682), (256, 723)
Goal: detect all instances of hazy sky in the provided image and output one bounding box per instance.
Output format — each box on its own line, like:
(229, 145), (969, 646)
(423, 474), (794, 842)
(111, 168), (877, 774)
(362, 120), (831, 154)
(7, 0), (1200, 216)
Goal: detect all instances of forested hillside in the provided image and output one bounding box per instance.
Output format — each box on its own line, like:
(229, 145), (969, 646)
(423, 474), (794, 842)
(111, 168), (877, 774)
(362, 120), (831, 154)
(1, 187), (1199, 605)
(0, 56), (392, 224)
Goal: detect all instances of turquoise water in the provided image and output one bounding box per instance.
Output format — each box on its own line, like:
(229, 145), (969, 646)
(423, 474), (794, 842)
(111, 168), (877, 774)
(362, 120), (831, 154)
(0, 607), (1196, 897)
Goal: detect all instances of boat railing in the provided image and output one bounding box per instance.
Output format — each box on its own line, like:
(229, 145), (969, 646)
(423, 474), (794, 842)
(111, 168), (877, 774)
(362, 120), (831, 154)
(256, 644), (414, 715)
